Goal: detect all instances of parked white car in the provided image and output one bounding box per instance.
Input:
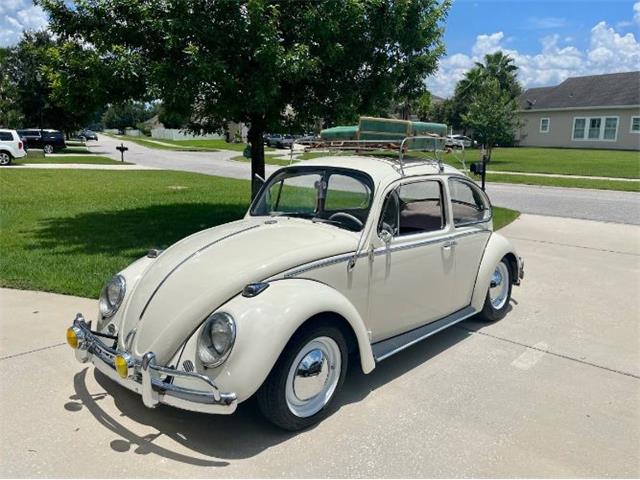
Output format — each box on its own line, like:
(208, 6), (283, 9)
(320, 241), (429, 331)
(446, 134), (475, 148)
(66, 155), (524, 430)
(0, 129), (27, 165)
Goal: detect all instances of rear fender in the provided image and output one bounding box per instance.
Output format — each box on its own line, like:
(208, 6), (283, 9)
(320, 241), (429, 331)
(471, 232), (519, 311)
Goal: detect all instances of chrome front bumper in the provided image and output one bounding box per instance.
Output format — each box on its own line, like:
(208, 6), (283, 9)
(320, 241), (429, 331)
(69, 314), (237, 414)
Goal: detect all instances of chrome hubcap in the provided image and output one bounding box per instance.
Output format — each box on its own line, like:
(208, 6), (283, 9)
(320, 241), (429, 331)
(286, 337), (341, 418)
(489, 262), (509, 310)
(0, 154), (9, 165)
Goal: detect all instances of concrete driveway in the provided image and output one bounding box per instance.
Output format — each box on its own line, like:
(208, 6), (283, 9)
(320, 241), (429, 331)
(1, 214), (638, 477)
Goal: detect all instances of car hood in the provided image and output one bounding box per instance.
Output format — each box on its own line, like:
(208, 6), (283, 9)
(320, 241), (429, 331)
(117, 217), (358, 362)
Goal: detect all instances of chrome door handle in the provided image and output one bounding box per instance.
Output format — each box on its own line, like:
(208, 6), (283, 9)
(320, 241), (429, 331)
(442, 240), (457, 249)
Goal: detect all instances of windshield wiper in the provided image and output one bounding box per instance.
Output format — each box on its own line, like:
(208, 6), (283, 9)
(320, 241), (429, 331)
(311, 217), (342, 226)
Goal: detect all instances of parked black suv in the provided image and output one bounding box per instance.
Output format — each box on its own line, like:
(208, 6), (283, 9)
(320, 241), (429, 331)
(17, 129), (66, 153)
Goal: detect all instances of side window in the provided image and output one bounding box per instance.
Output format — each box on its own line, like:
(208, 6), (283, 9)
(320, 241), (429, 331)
(0, 132), (13, 141)
(379, 180), (444, 237)
(448, 178), (491, 226)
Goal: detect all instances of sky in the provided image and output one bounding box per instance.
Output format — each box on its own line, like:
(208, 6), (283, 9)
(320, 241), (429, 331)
(1, 0), (638, 97)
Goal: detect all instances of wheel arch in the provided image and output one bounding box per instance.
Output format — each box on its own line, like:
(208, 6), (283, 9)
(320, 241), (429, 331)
(471, 232), (520, 311)
(197, 278), (375, 403)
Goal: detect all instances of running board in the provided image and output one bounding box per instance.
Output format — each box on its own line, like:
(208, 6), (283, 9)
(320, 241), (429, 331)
(372, 306), (477, 362)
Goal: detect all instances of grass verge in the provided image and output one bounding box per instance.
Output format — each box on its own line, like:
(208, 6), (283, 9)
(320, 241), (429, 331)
(231, 154), (294, 166)
(484, 173), (640, 192)
(14, 155), (127, 165)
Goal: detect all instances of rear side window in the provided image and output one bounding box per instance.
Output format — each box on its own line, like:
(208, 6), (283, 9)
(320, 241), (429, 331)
(448, 178), (491, 226)
(0, 132), (13, 141)
(379, 180), (445, 236)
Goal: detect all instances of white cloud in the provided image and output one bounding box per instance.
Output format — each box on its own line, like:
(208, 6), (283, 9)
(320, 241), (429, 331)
(428, 4), (640, 97)
(0, 0), (49, 47)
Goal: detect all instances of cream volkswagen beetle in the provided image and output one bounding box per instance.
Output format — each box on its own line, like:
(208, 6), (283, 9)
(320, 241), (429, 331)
(66, 155), (524, 430)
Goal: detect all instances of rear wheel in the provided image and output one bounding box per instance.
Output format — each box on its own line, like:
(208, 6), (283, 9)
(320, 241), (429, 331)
(0, 152), (12, 166)
(257, 323), (348, 431)
(478, 258), (512, 322)
(43, 144), (54, 154)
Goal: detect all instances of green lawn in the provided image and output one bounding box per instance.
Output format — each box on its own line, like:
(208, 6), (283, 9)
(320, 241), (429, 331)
(14, 155), (126, 165)
(492, 207), (520, 230)
(106, 134), (219, 151)
(485, 147), (640, 179)
(0, 170), (251, 297)
(0, 169), (519, 298)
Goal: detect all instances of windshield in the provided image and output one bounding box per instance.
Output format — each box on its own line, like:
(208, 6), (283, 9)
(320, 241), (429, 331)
(251, 167), (374, 232)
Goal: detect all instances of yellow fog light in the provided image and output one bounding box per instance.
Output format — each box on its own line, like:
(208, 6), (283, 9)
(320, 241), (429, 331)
(66, 327), (80, 349)
(114, 354), (131, 379)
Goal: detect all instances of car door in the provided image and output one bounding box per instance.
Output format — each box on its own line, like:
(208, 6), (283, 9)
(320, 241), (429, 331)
(445, 177), (492, 310)
(367, 178), (457, 342)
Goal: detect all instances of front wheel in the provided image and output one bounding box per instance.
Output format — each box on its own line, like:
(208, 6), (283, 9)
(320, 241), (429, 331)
(257, 323), (348, 431)
(43, 144), (54, 154)
(478, 258), (512, 322)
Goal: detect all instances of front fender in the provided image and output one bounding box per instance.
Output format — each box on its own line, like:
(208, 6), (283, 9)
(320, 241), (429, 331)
(176, 278), (375, 403)
(471, 232), (519, 311)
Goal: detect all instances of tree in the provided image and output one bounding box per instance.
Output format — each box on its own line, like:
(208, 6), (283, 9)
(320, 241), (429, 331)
(0, 48), (24, 128)
(102, 102), (151, 132)
(450, 51), (522, 135)
(41, 0), (451, 197)
(4, 31), (108, 134)
(461, 79), (518, 160)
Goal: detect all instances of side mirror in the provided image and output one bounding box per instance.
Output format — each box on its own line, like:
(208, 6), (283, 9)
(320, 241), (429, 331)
(379, 229), (393, 245)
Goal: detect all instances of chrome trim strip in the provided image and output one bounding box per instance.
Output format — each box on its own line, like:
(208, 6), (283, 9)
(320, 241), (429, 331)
(139, 224), (261, 320)
(281, 229), (490, 278)
(374, 229), (490, 256)
(372, 306), (477, 361)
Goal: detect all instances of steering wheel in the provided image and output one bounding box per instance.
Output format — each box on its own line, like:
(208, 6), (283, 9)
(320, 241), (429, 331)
(328, 212), (364, 231)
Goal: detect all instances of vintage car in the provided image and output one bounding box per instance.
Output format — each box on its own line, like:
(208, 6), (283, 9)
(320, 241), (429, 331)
(66, 154), (524, 431)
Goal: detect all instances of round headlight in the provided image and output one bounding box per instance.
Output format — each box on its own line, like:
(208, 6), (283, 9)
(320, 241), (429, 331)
(197, 312), (236, 368)
(99, 274), (126, 318)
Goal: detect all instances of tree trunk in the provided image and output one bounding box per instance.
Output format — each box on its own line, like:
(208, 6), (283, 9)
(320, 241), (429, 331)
(248, 117), (266, 200)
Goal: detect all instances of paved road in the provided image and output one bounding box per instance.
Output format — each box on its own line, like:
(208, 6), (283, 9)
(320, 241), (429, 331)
(1, 214), (639, 477)
(92, 135), (640, 225)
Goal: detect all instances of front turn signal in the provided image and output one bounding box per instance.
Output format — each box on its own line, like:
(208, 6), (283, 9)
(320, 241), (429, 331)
(66, 327), (80, 349)
(114, 354), (131, 379)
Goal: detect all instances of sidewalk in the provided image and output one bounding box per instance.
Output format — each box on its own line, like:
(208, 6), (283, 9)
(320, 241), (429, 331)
(13, 163), (159, 170)
(486, 170), (639, 182)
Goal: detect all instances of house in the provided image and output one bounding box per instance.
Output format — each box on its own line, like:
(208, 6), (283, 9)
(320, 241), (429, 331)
(516, 71), (640, 150)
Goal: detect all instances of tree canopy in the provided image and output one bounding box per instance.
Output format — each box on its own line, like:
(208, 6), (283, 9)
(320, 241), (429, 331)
(40, 0), (451, 195)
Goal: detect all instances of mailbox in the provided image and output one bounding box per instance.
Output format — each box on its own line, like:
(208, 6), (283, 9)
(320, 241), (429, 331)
(116, 143), (128, 162)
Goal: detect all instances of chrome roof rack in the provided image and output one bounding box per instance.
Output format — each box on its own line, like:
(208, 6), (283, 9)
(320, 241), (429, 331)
(297, 135), (467, 176)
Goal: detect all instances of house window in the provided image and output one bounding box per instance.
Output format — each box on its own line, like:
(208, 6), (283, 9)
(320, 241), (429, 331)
(631, 116), (640, 133)
(573, 118), (586, 139)
(573, 116), (619, 141)
(588, 118), (601, 139)
(540, 118), (550, 133)
(603, 117), (618, 140)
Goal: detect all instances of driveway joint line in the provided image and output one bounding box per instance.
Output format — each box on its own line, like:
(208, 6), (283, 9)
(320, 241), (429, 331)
(507, 236), (640, 256)
(456, 325), (640, 380)
(0, 343), (66, 361)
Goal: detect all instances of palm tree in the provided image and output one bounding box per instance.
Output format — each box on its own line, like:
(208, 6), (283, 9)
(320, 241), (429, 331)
(475, 51), (522, 98)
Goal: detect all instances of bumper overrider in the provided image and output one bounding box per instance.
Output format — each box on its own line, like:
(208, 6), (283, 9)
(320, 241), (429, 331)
(67, 314), (237, 414)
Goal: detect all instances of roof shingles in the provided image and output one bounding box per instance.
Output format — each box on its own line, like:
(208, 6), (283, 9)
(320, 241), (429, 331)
(518, 71), (640, 110)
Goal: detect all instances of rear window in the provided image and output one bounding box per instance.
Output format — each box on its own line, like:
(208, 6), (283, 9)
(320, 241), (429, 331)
(0, 132), (14, 141)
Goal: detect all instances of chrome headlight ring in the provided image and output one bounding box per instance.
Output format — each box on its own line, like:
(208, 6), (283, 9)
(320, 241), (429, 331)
(99, 274), (126, 318)
(197, 312), (236, 368)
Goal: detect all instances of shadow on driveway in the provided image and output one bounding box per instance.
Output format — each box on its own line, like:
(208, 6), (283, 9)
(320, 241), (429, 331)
(63, 317), (503, 466)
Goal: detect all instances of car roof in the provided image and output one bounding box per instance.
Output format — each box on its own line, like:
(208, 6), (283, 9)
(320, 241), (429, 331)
(291, 155), (465, 185)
